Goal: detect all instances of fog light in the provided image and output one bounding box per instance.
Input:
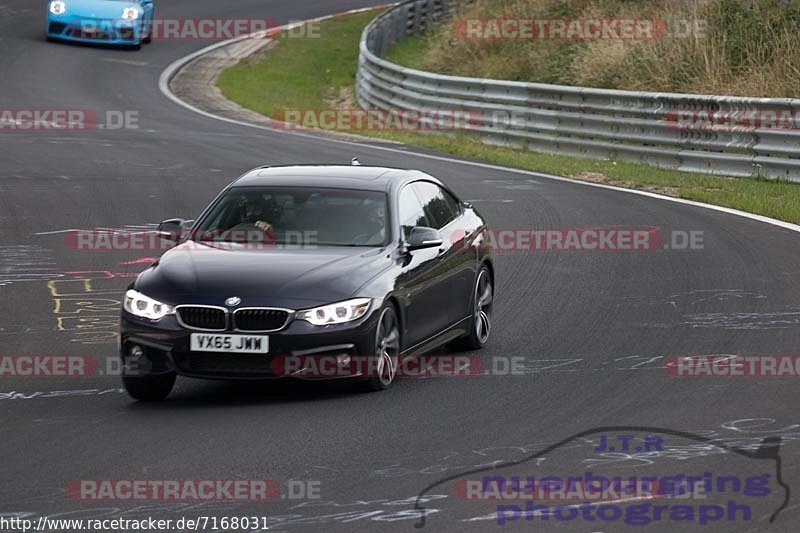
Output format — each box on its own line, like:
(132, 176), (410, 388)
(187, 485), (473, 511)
(129, 345), (144, 358)
(337, 354), (351, 366)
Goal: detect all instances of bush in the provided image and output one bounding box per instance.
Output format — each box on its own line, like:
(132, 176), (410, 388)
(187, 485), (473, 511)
(396, 0), (800, 97)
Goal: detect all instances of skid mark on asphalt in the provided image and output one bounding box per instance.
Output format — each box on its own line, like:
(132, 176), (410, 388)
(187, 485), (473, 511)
(0, 388), (123, 400)
(370, 418), (800, 480)
(679, 311), (800, 330)
(617, 290), (800, 329)
(0, 245), (61, 286)
(0, 325), (53, 335)
(0, 355), (717, 404)
(622, 289), (768, 308)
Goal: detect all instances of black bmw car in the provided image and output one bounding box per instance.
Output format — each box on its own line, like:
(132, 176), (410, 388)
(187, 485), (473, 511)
(120, 164), (494, 400)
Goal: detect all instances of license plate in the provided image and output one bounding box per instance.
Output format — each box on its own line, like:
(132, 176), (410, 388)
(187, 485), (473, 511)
(190, 333), (269, 354)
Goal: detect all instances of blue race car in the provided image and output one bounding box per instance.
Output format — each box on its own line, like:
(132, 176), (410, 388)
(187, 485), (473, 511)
(46, 0), (154, 48)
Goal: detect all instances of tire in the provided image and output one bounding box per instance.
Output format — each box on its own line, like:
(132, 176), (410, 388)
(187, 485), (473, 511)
(362, 304), (401, 391)
(122, 372), (176, 401)
(142, 13), (153, 43)
(457, 265), (493, 350)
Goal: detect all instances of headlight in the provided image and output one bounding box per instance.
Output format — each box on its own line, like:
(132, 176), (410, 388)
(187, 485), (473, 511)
(296, 298), (371, 326)
(123, 290), (174, 320)
(121, 7), (140, 20)
(49, 1), (66, 15)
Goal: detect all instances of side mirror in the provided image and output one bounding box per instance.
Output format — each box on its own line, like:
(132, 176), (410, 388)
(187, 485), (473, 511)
(406, 226), (443, 251)
(157, 218), (190, 244)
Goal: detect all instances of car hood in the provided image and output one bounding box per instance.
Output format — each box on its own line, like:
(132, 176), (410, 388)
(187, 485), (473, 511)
(134, 241), (390, 310)
(62, 0), (139, 19)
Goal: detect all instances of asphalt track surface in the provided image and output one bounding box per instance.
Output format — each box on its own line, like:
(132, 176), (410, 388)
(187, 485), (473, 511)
(1, 1), (800, 532)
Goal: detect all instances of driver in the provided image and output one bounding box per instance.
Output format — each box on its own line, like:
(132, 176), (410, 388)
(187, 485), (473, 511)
(242, 196), (274, 232)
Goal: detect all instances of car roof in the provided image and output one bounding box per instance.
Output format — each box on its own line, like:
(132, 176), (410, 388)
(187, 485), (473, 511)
(231, 165), (424, 192)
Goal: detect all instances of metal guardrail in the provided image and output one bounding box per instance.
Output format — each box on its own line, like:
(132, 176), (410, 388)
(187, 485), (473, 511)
(356, 0), (800, 181)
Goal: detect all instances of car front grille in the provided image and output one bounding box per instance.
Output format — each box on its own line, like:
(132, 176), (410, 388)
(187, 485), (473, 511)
(176, 306), (227, 331)
(177, 353), (274, 376)
(234, 309), (290, 332)
(66, 27), (113, 40)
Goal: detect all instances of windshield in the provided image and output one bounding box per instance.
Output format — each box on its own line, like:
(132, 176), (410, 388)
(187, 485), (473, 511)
(192, 186), (388, 247)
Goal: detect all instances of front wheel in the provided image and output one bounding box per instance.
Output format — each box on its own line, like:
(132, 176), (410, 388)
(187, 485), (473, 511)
(142, 19), (152, 43)
(458, 266), (493, 350)
(122, 372), (176, 401)
(362, 304), (401, 391)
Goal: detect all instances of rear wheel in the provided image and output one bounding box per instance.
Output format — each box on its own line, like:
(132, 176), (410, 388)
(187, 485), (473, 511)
(363, 304), (401, 391)
(122, 372), (175, 401)
(458, 266), (493, 350)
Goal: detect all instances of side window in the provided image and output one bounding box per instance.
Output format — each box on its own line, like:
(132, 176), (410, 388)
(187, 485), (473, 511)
(398, 186), (428, 240)
(412, 181), (460, 230)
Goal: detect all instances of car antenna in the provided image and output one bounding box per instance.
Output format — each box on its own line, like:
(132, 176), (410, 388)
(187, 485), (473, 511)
(351, 157), (361, 166)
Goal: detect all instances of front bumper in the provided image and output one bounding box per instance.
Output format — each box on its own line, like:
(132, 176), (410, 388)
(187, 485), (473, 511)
(120, 306), (381, 380)
(46, 14), (144, 45)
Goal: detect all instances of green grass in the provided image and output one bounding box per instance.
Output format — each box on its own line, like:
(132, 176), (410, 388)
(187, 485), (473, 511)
(383, 33), (430, 67)
(217, 11), (375, 117)
(217, 9), (800, 224)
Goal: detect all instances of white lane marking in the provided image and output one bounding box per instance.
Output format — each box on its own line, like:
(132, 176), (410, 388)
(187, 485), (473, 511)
(35, 224), (158, 235)
(158, 8), (800, 237)
(103, 58), (149, 66)
(33, 229), (80, 235)
(466, 199), (514, 203)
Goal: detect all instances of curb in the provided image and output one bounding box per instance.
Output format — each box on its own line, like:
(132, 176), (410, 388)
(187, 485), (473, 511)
(160, 5), (400, 141)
